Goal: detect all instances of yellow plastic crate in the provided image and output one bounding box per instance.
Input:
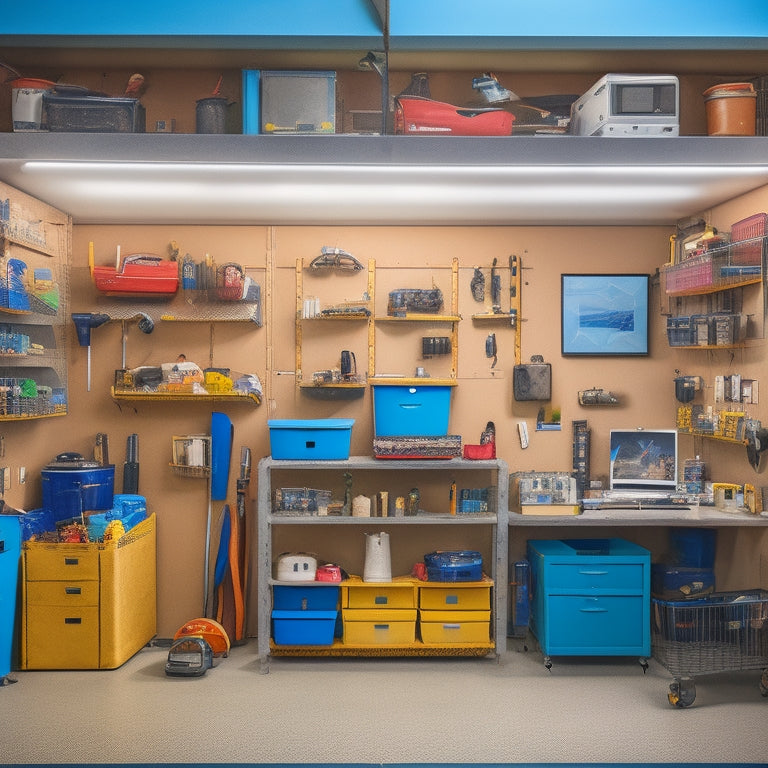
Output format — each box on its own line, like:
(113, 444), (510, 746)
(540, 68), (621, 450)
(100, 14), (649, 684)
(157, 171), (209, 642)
(419, 609), (491, 645)
(343, 576), (418, 609)
(418, 579), (492, 611)
(342, 608), (417, 645)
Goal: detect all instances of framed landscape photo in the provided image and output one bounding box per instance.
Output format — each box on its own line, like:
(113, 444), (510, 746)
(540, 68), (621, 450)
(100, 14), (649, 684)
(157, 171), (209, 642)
(561, 273), (650, 356)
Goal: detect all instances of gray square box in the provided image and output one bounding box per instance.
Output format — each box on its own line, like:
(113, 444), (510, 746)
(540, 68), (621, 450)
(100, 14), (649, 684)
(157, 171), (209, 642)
(260, 71), (336, 134)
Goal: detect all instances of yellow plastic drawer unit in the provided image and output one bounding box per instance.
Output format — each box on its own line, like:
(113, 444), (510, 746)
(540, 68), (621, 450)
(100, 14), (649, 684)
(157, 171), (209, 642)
(342, 608), (417, 645)
(21, 514), (157, 670)
(419, 609), (491, 645)
(24, 545), (99, 582)
(418, 579), (493, 611)
(343, 577), (418, 610)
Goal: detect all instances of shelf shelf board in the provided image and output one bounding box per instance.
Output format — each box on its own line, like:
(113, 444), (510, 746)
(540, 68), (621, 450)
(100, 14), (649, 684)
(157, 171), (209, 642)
(269, 513), (497, 524)
(665, 276), (763, 297)
(375, 314), (461, 323)
(111, 387), (261, 405)
(368, 377), (457, 386)
(298, 382), (366, 400)
(510, 506), (768, 527)
(269, 639), (494, 657)
(678, 430), (747, 445)
(0, 411), (66, 422)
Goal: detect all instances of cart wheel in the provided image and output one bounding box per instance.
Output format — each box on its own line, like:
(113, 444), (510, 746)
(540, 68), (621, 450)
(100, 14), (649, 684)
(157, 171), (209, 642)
(759, 669), (768, 698)
(544, 655), (553, 671)
(639, 657), (649, 674)
(668, 678), (696, 708)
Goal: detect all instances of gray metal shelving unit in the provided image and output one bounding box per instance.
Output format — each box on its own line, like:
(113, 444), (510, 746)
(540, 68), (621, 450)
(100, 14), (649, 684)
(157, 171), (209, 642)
(257, 455), (508, 671)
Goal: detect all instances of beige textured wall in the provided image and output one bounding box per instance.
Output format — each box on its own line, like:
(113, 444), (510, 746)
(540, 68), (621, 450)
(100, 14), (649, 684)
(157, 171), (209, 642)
(4, 197), (766, 636)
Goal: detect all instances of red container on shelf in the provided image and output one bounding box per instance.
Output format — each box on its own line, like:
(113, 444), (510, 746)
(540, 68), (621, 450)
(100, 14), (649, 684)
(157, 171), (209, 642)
(730, 212), (768, 265)
(394, 96), (514, 136)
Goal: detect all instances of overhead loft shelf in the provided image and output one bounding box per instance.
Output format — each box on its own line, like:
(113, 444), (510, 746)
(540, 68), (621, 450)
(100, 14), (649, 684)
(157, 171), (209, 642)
(1, 134), (768, 226)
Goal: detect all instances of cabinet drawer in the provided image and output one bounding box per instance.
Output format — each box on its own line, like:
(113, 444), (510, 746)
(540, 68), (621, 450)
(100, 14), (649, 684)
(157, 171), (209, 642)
(24, 605), (99, 669)
(26, 580), (99, 607)
(546, 562), (645, 591)
(419, 583), (491, 610)
(25, 546), (99, 581)
(342, 608), (417, 645)
(419, 609), (491, 645)
(546, 595), (647, 652)
(345, 584), (417, 609)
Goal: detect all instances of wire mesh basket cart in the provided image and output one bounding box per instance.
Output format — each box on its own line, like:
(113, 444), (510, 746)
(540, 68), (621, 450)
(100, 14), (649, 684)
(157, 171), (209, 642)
(652, 589), (768, 707)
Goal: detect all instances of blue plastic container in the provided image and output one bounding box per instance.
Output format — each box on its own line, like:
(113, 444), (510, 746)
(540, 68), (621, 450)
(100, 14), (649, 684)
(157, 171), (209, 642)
(271, 610), (337, 645)
(268, 419), (353, 460)
(372, 384), (451, 436)
(0, 516), (21, 680)
(669, 527), (717, 569)
(272, 585), (340, 611)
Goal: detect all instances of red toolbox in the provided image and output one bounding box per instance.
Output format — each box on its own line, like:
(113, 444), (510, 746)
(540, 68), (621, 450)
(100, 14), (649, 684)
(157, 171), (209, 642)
(394, 96), (514, 136)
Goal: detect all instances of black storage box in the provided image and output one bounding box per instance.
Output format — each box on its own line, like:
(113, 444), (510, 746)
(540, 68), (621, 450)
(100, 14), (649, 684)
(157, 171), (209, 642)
(44, 94), (146, 133)
(513, 359), (551, 401)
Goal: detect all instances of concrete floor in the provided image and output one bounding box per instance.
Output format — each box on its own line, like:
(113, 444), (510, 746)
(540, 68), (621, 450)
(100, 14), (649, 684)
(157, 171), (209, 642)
(2, 638), (768, 765)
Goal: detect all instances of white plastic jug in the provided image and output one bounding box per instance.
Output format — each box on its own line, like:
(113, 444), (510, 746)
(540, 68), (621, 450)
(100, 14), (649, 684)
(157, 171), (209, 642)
(363, 531), (392, 582)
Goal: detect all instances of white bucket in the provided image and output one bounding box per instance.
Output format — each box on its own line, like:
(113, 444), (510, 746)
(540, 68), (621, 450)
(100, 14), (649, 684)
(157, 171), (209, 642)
(363, 531), (392, 582)
(12, 88), (47, 131)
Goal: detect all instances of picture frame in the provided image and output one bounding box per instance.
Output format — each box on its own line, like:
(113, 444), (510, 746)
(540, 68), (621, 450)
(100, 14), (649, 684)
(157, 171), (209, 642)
(561, 273), (650, 356)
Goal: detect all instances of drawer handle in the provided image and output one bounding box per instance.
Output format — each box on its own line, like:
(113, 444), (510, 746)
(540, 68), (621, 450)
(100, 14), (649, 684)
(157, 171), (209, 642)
(374, 596), (388, 605)
(579, 607), (608, 613)
(373, 624), (390, 630)
(64, 617), (82, 625)
(578, 569), (608, 576)
(64, 558), (79, 566)
(445, 595), (459, 605)
(443, 624), (461, 630)
(65, 587), (82, 595)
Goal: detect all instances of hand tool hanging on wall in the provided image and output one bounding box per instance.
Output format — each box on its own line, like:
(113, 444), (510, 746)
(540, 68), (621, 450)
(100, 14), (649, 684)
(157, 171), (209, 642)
(470, 267), (485, 301)
(205, 412), (234, 618)
(71, 313), (110, 391)
(490, 258), (501, 313)
(123, 433), (139, 494)
(485, 332), (497, 368)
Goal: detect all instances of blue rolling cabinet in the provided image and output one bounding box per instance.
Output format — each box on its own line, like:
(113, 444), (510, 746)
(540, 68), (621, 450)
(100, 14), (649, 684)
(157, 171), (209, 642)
(527, 538), (651, 670)
(0, 516), (22, 683)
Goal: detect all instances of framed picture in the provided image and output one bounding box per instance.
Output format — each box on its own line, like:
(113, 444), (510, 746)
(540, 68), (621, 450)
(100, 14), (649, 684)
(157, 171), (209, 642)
(561, 273), (650, 356)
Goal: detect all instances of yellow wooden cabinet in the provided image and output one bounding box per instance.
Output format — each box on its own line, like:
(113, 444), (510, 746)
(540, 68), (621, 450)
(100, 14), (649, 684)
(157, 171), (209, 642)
(21, 514), (156, 670)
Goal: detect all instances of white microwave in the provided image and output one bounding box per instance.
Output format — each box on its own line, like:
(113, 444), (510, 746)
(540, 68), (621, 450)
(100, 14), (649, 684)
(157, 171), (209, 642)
(570, 74), (679, 136)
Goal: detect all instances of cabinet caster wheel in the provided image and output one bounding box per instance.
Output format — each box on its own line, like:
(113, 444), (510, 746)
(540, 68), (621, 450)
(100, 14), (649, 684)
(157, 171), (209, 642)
(668, 678), (695, 708)
(544, 656), (552, 671)
(639, 657), (649, 674)
(759, 669), (768, 697)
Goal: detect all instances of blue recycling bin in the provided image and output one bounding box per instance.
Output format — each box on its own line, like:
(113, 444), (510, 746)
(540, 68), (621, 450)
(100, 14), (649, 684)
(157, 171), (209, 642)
(0, 516), (22, 680)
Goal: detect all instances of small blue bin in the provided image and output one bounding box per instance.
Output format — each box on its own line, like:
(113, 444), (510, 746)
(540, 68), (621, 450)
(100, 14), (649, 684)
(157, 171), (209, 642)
(273, 585), (340, 611)
(268, 419), (353, 460)
(372, 384), (451, 436)
(271, 610), (337, 646)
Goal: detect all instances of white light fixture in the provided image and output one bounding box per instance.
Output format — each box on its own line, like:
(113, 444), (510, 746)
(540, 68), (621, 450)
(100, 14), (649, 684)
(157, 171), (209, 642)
(12, 154), (768, 226)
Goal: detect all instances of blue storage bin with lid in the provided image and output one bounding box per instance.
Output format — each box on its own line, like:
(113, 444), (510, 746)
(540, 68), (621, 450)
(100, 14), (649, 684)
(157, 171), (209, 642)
(372, 384), (451, 436)
(268, 419), (353, 460)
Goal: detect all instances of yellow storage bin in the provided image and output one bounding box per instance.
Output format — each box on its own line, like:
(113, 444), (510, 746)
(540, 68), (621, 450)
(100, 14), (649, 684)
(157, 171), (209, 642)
(418, 579), (492, 611)
(343, 576), (418, 610)
(342, 608), (417, 645)
(419, 609), (491, 645)
(24, 545), (99, 581)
